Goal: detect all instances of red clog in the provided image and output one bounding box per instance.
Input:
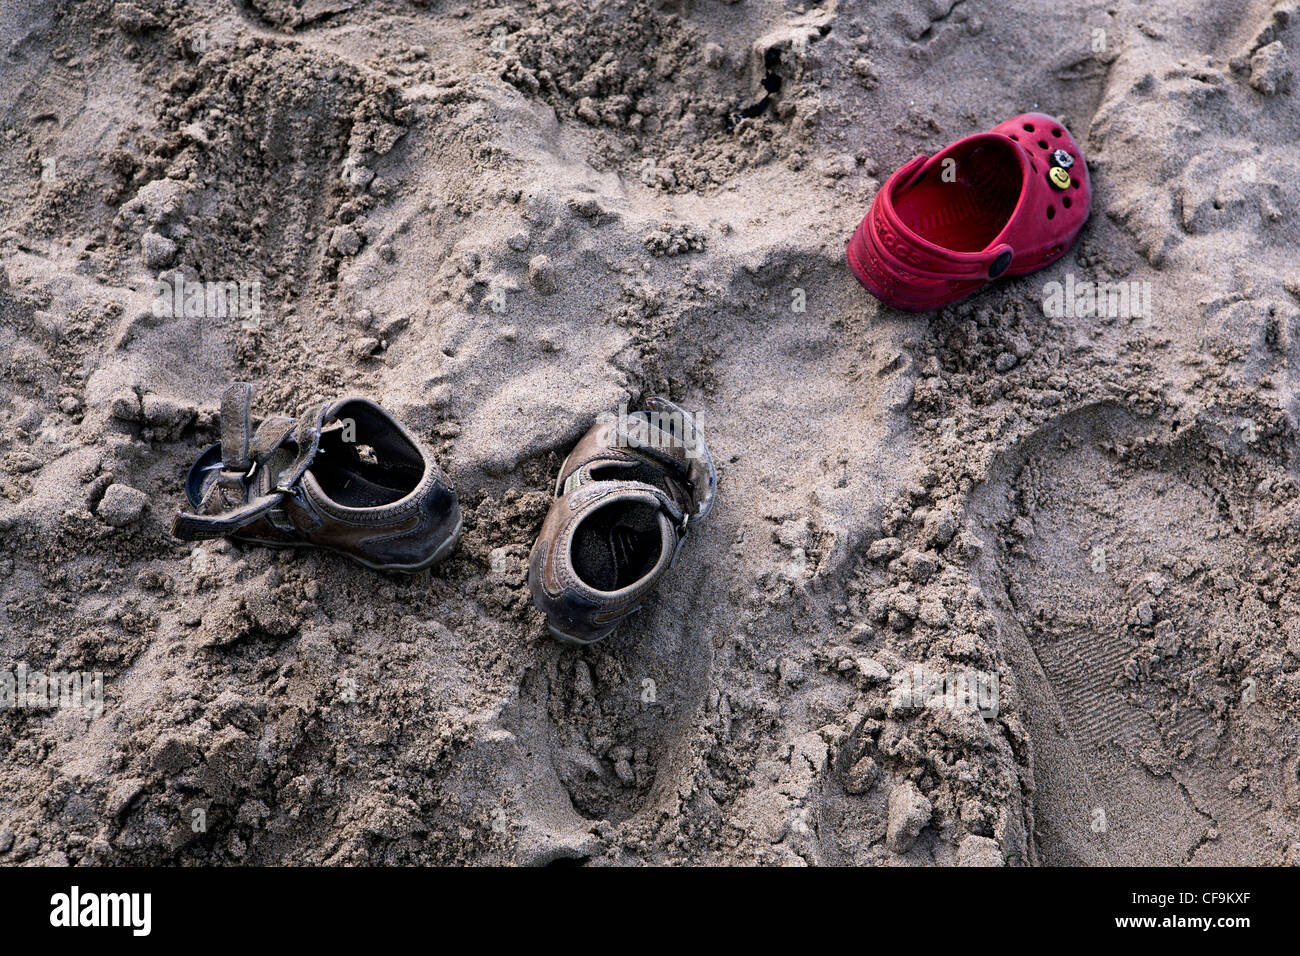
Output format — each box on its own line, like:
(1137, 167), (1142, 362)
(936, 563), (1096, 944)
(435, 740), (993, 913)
(846, 112), (1091, 312)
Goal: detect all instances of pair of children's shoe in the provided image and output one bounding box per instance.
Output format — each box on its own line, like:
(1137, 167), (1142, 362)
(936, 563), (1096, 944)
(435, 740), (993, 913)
(170, 384), (715, 645)
(170, 114), (1085, 640)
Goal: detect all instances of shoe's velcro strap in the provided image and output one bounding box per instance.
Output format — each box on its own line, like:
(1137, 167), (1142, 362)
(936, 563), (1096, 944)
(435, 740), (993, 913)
(569, 476), (686, 528)
(273, 400), (334, 493)
(171, 389), (309, 542)
(604, 397), (716, 525)
(249, 415), (295, 462)
(171, 491), (286, 540)
(614, 412), (694, 474)
(220, 383), (255, 472)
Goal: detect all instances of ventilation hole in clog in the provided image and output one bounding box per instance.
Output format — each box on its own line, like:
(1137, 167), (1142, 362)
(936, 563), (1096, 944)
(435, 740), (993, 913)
(1036, 140), (1048, 150)
(1029, 160), (1037, 172)
(1010, 134), (1019, 141)
(1052, 128), (1062, 137)
(1071, 179), (1080, 189)
(1023, 123), (1035, 132)
(1046, 205), (1055, 219)
(1062, 196), (1072, 208)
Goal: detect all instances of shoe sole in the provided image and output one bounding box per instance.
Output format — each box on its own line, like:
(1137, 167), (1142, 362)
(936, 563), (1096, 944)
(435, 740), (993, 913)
(236, 515), (463, 574)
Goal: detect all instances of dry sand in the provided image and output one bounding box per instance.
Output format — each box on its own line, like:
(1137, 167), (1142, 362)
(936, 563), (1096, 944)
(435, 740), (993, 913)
(1, 0), (1298, 865)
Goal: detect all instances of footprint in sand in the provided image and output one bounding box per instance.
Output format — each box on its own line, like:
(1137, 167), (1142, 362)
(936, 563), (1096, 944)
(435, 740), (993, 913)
(511, 541), (715, 829)
(971, 403), (1300, 865)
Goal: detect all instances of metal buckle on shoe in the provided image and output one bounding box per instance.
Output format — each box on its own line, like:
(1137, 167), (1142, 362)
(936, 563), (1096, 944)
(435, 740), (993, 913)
(266, 481), (306, 533)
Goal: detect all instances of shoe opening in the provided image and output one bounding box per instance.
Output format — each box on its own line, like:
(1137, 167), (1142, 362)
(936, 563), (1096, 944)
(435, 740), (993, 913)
(892, 137), (1022, 253)
(313, 401), (425, 508)
(570, 500), (664, 593)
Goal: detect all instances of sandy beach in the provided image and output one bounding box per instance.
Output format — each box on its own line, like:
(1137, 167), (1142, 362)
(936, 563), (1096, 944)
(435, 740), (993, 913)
(1, 0), (1298, 865)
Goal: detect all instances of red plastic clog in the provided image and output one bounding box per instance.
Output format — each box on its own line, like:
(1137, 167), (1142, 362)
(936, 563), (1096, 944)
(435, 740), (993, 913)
(846, 112), (1091, 312)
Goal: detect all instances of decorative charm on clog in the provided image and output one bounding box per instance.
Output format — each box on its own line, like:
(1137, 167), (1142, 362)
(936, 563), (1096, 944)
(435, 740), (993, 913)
(1050, 148), (1074, 169)
(1048, 166), (1072, 189)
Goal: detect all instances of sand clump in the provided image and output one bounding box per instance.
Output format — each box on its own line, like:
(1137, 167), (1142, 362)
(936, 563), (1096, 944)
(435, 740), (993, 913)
(1, 0), (1299, 866)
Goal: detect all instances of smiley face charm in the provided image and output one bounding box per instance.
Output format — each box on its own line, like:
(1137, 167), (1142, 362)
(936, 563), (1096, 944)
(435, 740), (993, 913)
(1048, 166), (1072, 189)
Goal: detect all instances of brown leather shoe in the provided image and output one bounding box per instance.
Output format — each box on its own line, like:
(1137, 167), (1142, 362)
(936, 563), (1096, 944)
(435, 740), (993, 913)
(171, 383), (461, 572)
(528, 397), (717, 644)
